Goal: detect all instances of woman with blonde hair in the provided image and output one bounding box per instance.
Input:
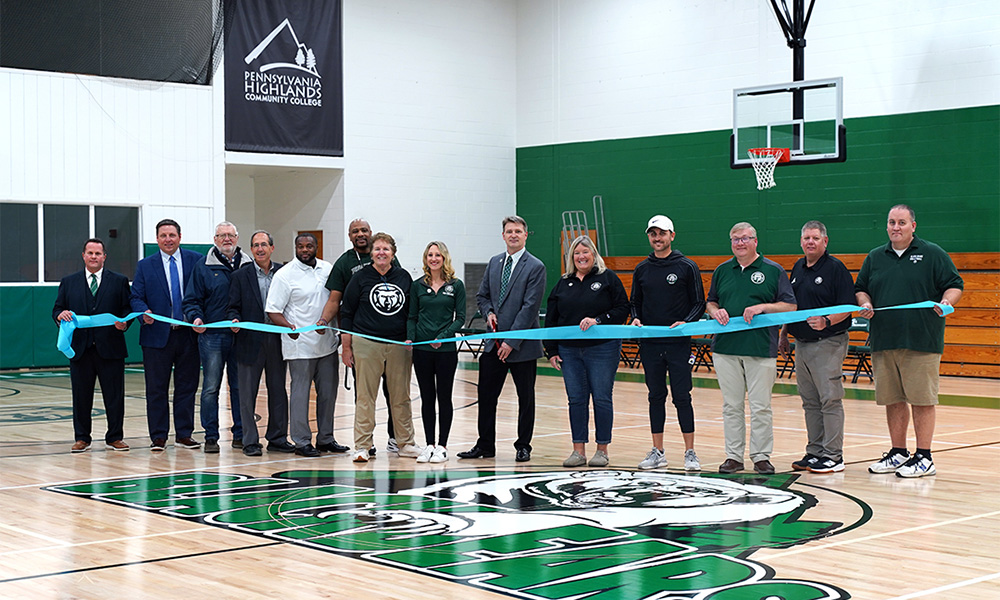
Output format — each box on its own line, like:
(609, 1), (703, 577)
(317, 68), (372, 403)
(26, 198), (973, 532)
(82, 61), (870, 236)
(544, 236), (629, 468)
(407, 241), (466, 463)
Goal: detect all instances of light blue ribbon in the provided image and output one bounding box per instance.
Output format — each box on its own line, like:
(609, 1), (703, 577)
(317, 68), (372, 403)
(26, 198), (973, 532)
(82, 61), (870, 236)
(56, 302), (952, 359)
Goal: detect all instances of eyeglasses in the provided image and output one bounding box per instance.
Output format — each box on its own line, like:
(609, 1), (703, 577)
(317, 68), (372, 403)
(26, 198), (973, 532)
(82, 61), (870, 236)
(731, 236), (756, 245)
(215, 233), (237, 239)
(250, 242), (270, 249)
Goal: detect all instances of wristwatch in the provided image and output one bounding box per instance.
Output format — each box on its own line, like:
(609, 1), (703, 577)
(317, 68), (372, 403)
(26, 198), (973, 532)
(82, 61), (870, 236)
(823, 316), (831, 327)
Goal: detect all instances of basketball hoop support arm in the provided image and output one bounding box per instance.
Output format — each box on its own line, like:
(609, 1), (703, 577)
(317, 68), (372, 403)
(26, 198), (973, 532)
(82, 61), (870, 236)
(769, 0), (815, 142)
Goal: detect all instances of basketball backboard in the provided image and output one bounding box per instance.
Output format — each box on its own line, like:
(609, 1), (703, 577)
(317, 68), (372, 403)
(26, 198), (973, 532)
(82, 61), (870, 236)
(731, 76), (845, 168)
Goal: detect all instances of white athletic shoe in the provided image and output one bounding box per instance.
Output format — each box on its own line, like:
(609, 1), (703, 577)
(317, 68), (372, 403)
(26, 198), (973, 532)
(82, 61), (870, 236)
(352, 448), (369, 463)
(684, 449), (701, 471)
(415, 445), (435, 463)
(397, 444), (422, 458)
(868, 450), (909, 474)
(386, 438), (399, 453)
(429, 445), (449, 463)
(638, 447), (667, 470)
(895, 454), (936, 478)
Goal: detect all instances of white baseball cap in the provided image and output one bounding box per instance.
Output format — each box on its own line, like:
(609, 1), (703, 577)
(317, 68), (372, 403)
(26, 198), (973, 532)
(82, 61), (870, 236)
(646, 215), (674, 233)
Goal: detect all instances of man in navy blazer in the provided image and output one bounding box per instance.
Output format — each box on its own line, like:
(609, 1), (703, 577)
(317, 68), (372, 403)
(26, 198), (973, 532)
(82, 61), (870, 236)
(227, 230), (294, 457)
(53, 238), (132, 453)
(130, 219), (203, 452)
(459, 216), (546, 462)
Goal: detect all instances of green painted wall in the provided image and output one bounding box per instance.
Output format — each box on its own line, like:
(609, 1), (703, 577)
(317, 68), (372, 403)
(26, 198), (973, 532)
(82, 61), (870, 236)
(2, 243), (213, 370)
(517, 106), (999, 287)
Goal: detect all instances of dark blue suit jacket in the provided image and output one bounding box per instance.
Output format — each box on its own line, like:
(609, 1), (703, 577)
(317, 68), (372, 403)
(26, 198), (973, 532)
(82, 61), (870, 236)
(130, 248), (202, 349)
(53, 269), (132, 361)
(227, 260), (283, 365)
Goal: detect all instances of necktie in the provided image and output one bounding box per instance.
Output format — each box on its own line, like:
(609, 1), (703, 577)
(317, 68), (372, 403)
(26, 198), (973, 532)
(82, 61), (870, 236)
(89, 273), (98, 296)
(499, 255), (513, 303)
(169, 255), (183, 320)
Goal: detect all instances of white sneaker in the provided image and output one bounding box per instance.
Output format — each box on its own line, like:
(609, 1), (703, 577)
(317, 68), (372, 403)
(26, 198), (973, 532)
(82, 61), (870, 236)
(398, 444), (422, 458)
(352, 448), (369, 463)
(415, 445), (435, 463)
(638, 447), (667, 470)
(684, 449), (701, 471)
(429, 445), (448, 463)
(895, 454), (936, 478)
(868, 450), (909, 474)
(386, 438), (399, 453)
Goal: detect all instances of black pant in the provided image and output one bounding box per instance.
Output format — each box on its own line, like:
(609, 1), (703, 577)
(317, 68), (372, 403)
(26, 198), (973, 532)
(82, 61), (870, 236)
(70, 346), (125, 443)
(412, 349), (458, 446)
(143, 327), (199, 441)
(639, 339), (695, 434)
(238, 333), (289, 447)
(476, 347), (536, 452)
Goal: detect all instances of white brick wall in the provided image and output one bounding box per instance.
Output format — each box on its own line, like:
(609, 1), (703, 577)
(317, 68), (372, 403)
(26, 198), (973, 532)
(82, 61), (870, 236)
(516, 0), (1000, 147)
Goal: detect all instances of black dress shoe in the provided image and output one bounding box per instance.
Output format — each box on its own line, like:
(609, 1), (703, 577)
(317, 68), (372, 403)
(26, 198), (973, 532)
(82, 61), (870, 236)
(267, 441), (296, 453)
(515, 448), (531, 462)
(294, 444), (320, 457)
(457, 445), (495, 459)
(317, 441), (350, 453)
(231, 439), (244, 450)
(242, 444), (263, 457)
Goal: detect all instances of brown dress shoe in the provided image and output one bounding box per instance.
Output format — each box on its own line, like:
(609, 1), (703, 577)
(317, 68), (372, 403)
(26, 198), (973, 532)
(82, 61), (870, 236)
(175, 437), (201, 449)
(754, 459), (776, 474)
(71, 440), (91, 453)
(105, 440), (130, 452)
(718, 458), (745, 473)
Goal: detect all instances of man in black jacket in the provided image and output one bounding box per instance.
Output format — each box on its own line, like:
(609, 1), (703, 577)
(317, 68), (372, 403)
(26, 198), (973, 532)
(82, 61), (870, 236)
(227, 230), (294, 457)
(630, 215), (706, 471)
(53, 238), (132, 452)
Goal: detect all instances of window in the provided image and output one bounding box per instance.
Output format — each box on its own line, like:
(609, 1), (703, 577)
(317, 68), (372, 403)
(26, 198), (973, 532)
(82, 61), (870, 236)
(0, 203), (139, 283)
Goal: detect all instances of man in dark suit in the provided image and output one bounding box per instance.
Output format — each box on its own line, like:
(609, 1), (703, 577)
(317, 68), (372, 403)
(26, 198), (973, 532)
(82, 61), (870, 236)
(227, 230), (294, 457)
(53, 238), (132, 453)
(459, 216), (546, 462)
(130, 218), (203, 452)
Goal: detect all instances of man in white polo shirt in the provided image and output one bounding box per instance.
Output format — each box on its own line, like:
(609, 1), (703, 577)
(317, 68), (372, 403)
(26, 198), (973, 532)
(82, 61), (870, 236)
(265, 233), (346, 457)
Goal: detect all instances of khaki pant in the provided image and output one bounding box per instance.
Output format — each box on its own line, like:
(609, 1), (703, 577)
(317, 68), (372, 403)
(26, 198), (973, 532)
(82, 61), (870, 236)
(714, 353), (777, 463)
(353, 336), (414, 450)
(873, 349), (941, 406)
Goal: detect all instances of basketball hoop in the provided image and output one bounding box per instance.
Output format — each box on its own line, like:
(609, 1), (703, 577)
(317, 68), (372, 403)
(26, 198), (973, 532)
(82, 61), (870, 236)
(747, 148), (790, 190)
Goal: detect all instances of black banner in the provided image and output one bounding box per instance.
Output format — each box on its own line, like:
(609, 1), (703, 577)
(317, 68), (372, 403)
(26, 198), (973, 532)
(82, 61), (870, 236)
(224, 0), (343, 156)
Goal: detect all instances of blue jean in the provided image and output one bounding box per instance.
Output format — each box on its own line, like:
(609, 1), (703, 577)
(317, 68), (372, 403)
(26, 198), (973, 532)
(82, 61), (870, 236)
(558, 340), (619, 444)
(198, 331), (243, 441)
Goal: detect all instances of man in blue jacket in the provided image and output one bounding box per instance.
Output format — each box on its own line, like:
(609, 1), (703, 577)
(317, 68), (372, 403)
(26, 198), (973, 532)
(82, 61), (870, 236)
(130, 219), (203, 452)
(183, 221), (253, 453)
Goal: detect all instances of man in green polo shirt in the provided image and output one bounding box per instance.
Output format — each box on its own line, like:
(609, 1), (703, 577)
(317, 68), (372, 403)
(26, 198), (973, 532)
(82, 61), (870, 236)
(856, 204), (963, 479)
(706, 222), (796, 475)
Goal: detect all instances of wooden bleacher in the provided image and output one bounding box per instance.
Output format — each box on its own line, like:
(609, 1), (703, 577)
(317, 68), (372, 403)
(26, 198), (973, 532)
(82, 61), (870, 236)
(606, 252), (1000, 379)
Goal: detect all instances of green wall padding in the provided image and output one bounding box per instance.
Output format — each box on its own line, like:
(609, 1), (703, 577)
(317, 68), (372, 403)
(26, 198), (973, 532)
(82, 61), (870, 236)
(517, 106), (1000, 289)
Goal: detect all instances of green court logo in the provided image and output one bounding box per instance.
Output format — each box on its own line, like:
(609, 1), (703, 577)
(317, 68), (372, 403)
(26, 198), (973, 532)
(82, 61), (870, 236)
(49, 469), (866, 599)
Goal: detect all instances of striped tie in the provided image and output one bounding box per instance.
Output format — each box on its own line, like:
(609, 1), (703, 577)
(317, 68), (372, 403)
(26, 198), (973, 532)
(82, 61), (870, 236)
(89, 273), (98, 296)
(499, 255), (513, 303)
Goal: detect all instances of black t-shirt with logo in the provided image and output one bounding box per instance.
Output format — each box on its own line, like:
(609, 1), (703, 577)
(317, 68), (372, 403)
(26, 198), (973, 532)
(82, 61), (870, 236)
(786, 252), (856, 342)
(340, 264), (412, 342)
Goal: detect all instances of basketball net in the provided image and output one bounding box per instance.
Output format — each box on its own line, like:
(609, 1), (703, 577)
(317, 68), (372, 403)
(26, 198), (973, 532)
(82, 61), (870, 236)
(747, 148), (788, 190)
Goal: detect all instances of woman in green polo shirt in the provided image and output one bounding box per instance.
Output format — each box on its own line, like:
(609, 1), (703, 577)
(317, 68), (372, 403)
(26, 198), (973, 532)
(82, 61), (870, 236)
(407, 241), (467, 463)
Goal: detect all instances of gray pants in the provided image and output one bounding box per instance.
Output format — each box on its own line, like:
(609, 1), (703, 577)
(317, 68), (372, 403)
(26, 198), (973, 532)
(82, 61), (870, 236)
(796, 333), (849, 460)
(238, 333), (290, 448)
(714, 353), (777, 463)
(287, 353), (338, 448)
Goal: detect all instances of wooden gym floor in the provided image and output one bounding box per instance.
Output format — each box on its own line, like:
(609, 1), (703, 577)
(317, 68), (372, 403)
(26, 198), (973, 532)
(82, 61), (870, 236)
(1, 359), (998, 599)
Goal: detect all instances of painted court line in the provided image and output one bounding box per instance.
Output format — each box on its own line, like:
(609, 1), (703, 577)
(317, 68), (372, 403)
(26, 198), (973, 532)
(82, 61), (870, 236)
(0, 522), (70, 547)
(0, 527), (212, 558)
(766, 509), (1000, 559)
(884, 571), (1000, 600)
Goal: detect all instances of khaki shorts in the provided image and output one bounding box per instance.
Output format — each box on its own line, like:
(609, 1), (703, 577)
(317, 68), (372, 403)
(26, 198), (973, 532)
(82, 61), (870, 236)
(872, 349), (941, 406)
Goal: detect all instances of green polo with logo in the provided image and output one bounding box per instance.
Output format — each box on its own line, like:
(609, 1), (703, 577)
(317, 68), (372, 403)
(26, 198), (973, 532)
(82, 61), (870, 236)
(707, 254), (796, 358)
(855, 235), (963, 354)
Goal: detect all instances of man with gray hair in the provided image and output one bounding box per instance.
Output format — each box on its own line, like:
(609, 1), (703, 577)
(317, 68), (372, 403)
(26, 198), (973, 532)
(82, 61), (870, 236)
(183, 221), (253, 453)
(779, 221), (856, 473)
(227, 230), (294, 456)
(706, 222), (796, 475)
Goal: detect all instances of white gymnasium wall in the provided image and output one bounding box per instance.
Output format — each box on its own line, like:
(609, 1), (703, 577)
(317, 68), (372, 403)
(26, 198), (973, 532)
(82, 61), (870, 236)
(516, 0), (1000, 147)
(0, 69), (221, 245)
(342, 0), (518, 280)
